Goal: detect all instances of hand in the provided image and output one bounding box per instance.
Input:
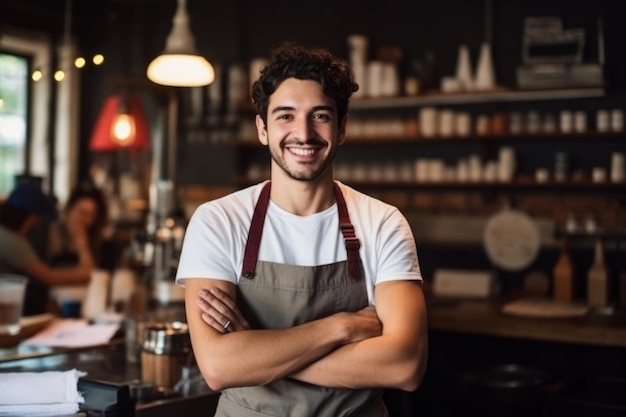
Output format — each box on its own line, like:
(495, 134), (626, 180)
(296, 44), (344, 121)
(340, 305), (382, 344)
(67, 220), (88, 249)
(197, 287), (251, 334)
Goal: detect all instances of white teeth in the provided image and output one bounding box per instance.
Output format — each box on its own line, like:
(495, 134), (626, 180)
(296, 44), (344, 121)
(289, 148), (315, 156)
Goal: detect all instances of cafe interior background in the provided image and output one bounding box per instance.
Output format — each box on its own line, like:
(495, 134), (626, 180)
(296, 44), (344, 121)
(1, 0), (626, 415)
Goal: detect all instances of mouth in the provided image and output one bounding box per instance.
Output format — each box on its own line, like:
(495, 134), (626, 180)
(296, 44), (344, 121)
(286, 147), (317, 157)
(283, 142), (325, 159)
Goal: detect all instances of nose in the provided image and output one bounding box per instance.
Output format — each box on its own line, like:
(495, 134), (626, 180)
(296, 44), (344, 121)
(292, 115), (313, 142)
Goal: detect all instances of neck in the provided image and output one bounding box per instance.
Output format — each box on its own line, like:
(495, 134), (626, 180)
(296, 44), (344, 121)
(269, 172), (336, 216)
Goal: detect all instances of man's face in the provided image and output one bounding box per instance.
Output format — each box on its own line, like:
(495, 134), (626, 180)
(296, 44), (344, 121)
(256, 78), (346, 182)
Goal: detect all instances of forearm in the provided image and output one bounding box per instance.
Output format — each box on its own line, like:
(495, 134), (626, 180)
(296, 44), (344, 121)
(186, 279), (354, 391)
(290, 333), (426, 391)
(25, 261), (91, 286)
(190, 310), (348, 391)
(292, 281), (428, 392)
(75, 244), (95, 270)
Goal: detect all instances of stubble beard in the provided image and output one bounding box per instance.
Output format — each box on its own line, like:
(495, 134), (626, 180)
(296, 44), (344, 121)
(269, 141), (336, 182)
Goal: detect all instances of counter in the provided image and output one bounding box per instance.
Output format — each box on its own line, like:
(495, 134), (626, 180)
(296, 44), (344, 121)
(427, 296), (626, 348)
(0, 338), (219, 416)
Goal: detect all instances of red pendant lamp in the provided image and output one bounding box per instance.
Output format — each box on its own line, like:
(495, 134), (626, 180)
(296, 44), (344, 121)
(90, 94), (151, 152)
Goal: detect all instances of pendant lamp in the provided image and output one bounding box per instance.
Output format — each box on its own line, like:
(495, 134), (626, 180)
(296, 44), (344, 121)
(147, 0), (215, 87)
(90, 94), (151, 152)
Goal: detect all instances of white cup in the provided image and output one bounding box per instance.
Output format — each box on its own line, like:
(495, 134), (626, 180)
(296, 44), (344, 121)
(611, 152), (625, 182)
(574, 111), (587, 133)
(560, 110), (573, 133)
(596, 110), (610, 132)
(611, 109), (624, 132)
(83, 270), (111, 321)
(419, 107), (438, 138)
(249, 58), (268, 91)
(592, 167), (607, 183)
(0, 275), (27, 335)
(454, 112), (472, 137)
(366, 61), (384, 98)
(438, 110), (455, 137)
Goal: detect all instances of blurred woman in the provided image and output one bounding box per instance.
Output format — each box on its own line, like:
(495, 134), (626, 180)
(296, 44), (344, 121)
(46, 182), (109, 268)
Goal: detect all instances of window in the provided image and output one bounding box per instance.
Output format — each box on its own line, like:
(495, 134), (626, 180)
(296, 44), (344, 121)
(0, 52), (29, 196)
(1, 30), (79, 203)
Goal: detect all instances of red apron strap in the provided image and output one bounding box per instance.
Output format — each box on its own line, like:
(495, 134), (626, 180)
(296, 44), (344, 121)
(241, 182), (271, 278)
(334, 182), (363, 281)
(241, 181), (362, 281)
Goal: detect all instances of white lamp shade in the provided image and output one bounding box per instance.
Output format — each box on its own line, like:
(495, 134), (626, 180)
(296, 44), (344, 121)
(147, 0), (214, 87)
(147, 54), (215, 87)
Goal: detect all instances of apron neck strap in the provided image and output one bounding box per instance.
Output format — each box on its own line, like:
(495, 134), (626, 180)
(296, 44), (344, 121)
(242, 181), (362, 280)
(334, 182), (363, 280)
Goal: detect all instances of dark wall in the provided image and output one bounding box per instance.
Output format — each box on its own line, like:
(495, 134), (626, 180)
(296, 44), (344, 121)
(69, 0), (626, 186)
(3, 0), (624, 184)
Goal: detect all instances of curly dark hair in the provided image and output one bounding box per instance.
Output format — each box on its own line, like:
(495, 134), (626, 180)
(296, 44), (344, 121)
(251, 41), (359, 127)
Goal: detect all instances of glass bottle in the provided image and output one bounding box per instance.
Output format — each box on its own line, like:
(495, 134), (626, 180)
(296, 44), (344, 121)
(553, 237), (574, 302)
(587, 238), (609, 307)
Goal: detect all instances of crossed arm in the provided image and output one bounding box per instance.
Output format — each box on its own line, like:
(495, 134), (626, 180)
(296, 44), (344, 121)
(184, 278), (427, 392)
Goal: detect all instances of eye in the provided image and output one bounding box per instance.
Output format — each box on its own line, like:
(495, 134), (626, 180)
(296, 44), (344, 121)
(313, 112), (332, 122)
(276, 113), (293, 121)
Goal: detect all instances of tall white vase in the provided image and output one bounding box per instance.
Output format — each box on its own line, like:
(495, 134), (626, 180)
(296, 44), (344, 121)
(455, 44), (473, 91)
(474, 42), (496, 91)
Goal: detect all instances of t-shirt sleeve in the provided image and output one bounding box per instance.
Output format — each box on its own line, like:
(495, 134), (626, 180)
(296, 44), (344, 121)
(4, 233), (40, 271)
(175, 204), (240, 287)
(375, 208), (422, 284)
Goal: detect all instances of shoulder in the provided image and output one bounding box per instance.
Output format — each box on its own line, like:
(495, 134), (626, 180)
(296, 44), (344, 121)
(335, 181), (400, 218)
(187, 182), (268, 230)
(0, 225), (38, 259)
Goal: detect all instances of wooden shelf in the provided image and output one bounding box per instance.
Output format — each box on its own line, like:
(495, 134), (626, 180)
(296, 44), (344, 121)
(234, 131), (625, 147)
(350, 85), (607, 110)
(233, 176), (626, 193)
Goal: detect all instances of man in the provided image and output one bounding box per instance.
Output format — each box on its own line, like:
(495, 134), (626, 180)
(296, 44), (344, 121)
(0, 182), (94, 315)
(176, 41), (427, 416)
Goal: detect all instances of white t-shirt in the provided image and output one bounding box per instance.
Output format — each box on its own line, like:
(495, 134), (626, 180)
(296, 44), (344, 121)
(176, 181), (422, 303)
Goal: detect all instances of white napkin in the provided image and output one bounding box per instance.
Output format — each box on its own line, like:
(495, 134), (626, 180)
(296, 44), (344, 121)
(0, 369), (86, 416)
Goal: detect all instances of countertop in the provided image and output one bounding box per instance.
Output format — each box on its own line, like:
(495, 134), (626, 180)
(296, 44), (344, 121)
(0, 339), (219, 417)
(426, 296), (626, 348)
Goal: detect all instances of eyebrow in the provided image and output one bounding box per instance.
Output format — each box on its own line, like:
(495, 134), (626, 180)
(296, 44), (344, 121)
(270, 105), (336, 114)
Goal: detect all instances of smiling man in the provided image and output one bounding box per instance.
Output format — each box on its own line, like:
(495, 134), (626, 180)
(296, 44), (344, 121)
(176, 41), (428, 417)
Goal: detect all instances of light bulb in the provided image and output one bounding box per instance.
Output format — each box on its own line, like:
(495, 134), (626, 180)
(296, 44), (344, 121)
(93, 54), (105, 66)
(112, 113), (136, 146)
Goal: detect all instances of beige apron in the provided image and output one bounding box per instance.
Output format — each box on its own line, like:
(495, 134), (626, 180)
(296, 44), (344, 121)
(214, 182), (388, 417)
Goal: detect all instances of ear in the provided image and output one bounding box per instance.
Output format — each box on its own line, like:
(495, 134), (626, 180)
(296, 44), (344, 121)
(337, 115), (348, 146)
(256, 114), (268, 146)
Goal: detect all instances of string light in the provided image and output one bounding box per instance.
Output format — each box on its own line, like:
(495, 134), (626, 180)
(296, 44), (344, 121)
(30, 0), (107, 83)
(30, 53), (105, 83)
(92, 54), (105, 65)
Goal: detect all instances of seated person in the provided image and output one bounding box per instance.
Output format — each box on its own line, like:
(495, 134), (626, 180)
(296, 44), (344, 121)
(0, 182), (94, 316)
(46, 181), (109, 268)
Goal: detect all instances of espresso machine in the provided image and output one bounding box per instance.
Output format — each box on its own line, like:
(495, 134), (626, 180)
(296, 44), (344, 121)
(129, 91), (187, 312)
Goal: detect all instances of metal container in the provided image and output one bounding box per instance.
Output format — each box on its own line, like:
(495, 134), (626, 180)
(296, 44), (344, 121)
(141, 321), (191, 389)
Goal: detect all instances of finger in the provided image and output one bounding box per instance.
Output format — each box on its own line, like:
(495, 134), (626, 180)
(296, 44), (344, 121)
(208, 288), (251, 330)
(200, 311), (228, 334)
(196, 296), (231, 334)
(199, 289), (236, 325)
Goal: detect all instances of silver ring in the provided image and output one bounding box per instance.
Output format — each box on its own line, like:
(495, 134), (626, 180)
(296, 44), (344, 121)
(223, 320), (231, 329)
